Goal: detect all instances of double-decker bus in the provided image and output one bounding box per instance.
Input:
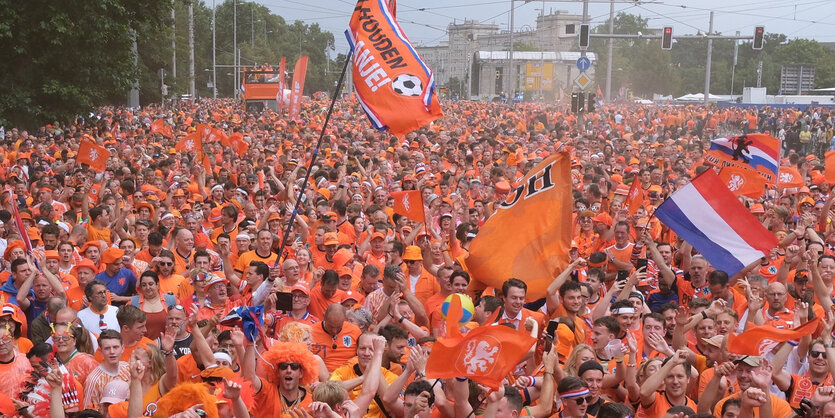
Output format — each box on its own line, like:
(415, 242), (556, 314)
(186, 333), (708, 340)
(241, 68), (287, 112)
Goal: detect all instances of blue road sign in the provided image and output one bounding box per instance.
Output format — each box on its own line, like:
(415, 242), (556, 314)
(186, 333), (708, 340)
(576, 56), (591, 71)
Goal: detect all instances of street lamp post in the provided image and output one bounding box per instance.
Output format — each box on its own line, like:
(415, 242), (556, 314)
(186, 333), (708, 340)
(212, 0), (217, 98)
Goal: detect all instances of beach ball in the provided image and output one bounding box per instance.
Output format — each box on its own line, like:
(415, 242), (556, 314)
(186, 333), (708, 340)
(441, 293), (475, 323)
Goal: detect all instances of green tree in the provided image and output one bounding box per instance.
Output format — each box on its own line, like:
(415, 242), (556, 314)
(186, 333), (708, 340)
(0, 0), (171, 128)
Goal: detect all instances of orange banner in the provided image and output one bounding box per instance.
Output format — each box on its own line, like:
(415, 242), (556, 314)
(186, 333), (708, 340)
(425, 295), (535, 389)
(391, 190), (425, 223)
(288, 56), (308, 118)
(150, 119), (174, 138)
(466, 152), (571, 300)
(346, 0), (442, 136)
(728, 318), (820, 356)
(778, 166), (804, 189)
(718, 165), (766, 199)
(175, 131), (202, 153)
(626, 177), (644, 215)
(77, 141), (110, 172)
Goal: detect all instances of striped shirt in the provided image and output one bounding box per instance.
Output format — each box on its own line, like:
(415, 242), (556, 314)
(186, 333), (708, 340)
(83, 362), (130, 410)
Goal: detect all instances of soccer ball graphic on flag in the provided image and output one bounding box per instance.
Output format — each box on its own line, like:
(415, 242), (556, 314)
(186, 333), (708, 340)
(392, 74), (423, 97)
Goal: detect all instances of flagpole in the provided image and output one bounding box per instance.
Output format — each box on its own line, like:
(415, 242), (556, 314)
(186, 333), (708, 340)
(274, 52), (353, 267)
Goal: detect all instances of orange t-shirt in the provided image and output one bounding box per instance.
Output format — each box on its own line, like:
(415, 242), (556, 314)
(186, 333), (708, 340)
(311, 321), (362, 372)
(638, 391), (697, 418)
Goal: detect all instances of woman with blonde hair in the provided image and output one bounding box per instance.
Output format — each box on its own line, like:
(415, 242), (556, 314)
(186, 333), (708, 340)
(295, 247), (315, 283)
(564, 343), (595, 377)
(277, 322), (329, 382)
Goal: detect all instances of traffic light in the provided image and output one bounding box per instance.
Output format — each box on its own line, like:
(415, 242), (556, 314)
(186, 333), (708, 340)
(661, 27), (673, 50)
(571, 92), (579, 112)
(753, 26), (764, 50)
(577, 92), (586, 112)
(587, 94), (596, 112)
(579, 24), (590, 50)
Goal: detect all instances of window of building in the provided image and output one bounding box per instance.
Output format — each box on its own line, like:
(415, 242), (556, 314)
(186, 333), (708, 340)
(565, 24), (575, 34)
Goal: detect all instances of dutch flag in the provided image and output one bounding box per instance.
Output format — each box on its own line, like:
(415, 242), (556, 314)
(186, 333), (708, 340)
(654, 170), (778, 276)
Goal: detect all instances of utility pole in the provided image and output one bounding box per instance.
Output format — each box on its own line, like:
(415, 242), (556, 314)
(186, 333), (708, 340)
(129, 30), (140, 108)
(171, 6), (177, 79)
(188, 0), (195, 98)
(578, 0), (588, 132)
(251, 5), (254, 47)
(233, 0), (237, 99)
(605, 0), (614, 101)
(212, 0), (217, 98)
(538, 1), (544, 101)
(508, 0), (514, 99)
(703, 11), (714, 104)
(731, 30), (739, 95)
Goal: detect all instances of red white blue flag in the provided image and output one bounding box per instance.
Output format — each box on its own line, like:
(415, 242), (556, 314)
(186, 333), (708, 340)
(654, 170), (777, 276)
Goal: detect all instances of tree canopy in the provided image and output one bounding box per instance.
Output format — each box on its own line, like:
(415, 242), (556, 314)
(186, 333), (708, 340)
(590, 12), (835, 98)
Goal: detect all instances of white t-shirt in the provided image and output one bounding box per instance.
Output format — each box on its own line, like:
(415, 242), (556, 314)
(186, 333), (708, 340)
(78, 305), (120, 334)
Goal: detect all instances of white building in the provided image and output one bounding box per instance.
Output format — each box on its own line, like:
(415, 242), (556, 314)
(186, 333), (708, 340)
(416, 11), (597, 100)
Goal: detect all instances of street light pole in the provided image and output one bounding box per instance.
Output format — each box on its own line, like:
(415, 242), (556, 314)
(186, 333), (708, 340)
(605, 0), (614, 101)
(188, 0), (195, 98)
(212, 0), (217, 98)
(508, 0), (514, 99)
(233, 0), (237, 98)
(251, 4), (254, 47)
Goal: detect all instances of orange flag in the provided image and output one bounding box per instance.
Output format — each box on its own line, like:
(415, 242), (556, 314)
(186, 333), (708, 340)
(425, 294), (536, 389)
(205, 127), (227, 144)
(227, 132), (249, 156)
(288, 56), (308, 118)
(777, 166), (804, 189)
(466, 152), (571, 300)
(718, 165), (766, 199)
(175, 131), (202, 153)
(150, 119), (174, 138)
(625, 177), (644, 215)
(391, 191), (425, 223)
(77, 141), (110, 172)
(728, 317), (820, 356)
(826, 151), (835, 183)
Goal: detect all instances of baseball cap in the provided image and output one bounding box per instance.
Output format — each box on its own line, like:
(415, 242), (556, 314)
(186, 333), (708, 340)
(323, 232), (339, 246)
(701, 334), (725, 348)
(290, 283), (310, 296)
(100, 379), (130, 405)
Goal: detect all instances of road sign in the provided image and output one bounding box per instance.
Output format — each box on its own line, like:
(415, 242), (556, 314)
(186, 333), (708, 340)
(576, 57), (591, 71)
(574, 72), (592, 90)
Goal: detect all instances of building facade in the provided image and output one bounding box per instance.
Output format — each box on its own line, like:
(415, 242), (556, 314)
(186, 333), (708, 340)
(416, 11), (597, 100)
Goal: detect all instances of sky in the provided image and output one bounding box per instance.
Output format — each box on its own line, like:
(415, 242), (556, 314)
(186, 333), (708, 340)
(254, 0), (835, 55)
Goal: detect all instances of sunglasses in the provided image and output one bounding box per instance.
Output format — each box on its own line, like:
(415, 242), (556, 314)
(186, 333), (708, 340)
(53, 335), (73, 342)
(159, 261), (174, 266)
(278, 362), (301, 371)
(811, 350), (828, 359)
(562, 396), (594, 405)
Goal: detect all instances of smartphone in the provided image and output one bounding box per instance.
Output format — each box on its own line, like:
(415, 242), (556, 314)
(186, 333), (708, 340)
(545, 320), (559, 341)
(636, 258), (648, 271)
(616, 270), (629, 282)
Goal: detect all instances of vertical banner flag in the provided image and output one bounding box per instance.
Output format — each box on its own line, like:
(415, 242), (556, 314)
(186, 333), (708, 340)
(625, 177), (644, 215)
(288, 56), (308, 118)
(345, 0), (443, 136)
(391, 190), (425, 222)
(77, 141), (110, 173)
(704, 133), (781, 185)
(466, 152), (571, 300)
(276, 57), (287, 114)
(654, 170), (777, 277)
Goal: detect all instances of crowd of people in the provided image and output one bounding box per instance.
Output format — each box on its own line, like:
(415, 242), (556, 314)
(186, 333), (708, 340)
(0, 95), (833, 418)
